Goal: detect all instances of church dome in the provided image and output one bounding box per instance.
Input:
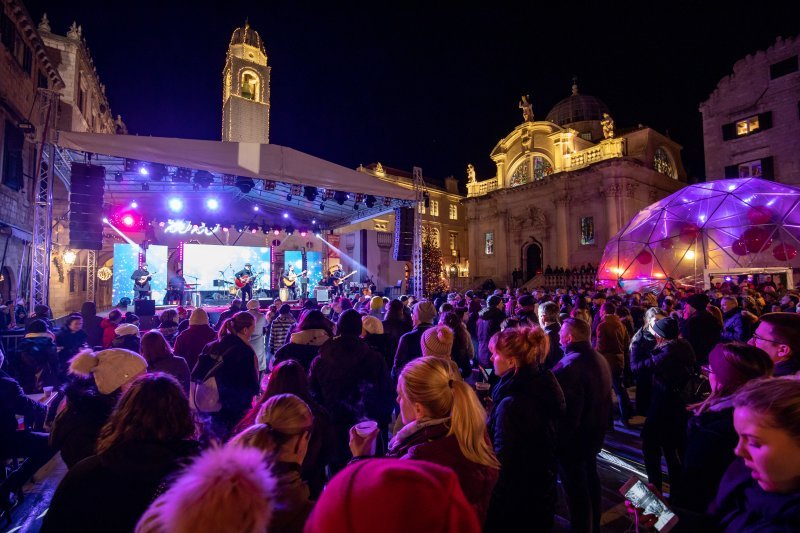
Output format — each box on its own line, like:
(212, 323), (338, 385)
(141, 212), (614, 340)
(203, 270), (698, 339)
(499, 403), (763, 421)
(546, 83), (610, 126)
(229, 22), (266, 54)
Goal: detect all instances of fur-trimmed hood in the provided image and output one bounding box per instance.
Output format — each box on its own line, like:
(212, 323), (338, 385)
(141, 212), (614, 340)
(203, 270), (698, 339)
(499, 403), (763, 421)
(289, 328), (331, 346)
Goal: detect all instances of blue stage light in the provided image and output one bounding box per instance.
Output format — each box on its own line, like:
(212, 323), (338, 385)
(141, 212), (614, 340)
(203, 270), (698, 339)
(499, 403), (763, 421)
(168, 198), (184, 212)
(206, 198), (219, 210)
(283, 213), (289, 219)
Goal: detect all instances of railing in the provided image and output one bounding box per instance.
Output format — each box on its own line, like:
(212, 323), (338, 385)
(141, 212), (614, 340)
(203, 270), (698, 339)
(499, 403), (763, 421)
(564, 138), (626, 172)
(467, 179), (498, 198)
(543, 272), (598, 288)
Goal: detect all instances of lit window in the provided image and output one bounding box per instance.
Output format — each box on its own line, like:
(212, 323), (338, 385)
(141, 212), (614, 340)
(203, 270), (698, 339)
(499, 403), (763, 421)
(533, 156), (553, 181)
(449, 232), (457, 250)
(241, 71), (259, 101)
(449, 204), (457, 220)
(653, 148), (675, 179)
(430, 200), (439, 217)
(580, 217), (595, 245)
(510, 161), (529, 187)
(418, 201), (426, 215)
(485, 232), (494, 255)
(738, 160), (763, 178)
(736, 116), (760, 136)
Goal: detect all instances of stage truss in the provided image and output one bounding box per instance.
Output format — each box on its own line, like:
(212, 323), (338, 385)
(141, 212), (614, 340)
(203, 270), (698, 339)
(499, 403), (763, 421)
(412, 167), (424, 299)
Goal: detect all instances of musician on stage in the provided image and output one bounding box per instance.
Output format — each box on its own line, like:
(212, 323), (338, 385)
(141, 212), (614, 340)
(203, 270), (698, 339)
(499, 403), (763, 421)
(235, 262), (255, 303)
(299, 270), (310, 299)
(329, 264), (345, 296)
(131, 263), (153, 300)
(281, 264), (298, 301)
(168, 268), (187, 305)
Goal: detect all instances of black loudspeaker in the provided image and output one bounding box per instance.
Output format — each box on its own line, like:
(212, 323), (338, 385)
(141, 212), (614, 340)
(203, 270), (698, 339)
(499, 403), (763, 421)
(258, 299), (272, 308)
(69, 163), (106, 250)
(393, 207), (414, 261)
(134, 299), (156, 317)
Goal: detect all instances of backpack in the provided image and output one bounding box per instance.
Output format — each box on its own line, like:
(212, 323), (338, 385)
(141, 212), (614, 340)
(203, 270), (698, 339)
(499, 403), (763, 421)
(189, 344), (231, 413)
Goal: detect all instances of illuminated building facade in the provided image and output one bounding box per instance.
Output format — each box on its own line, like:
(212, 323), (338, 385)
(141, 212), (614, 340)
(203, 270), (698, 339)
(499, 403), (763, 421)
(464, 84), (686, 287)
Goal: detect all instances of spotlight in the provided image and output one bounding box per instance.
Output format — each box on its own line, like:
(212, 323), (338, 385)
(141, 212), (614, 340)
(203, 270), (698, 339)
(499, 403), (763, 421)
(273, 229), (280, 236)
(283, 213), (289, 219)
(149, 163), (168, 181)
(122, 215), (135, 227)
(193, 170), (214, 187)
(174, 167), (194, 183)
(312, 219), (316, 224)
(130, 201), (138, 208)
(315, 232), (321, 238)
(353, 204), (359, 210)
(319, 203), (325, 211)
(323, 189), (335, 201)
(300, 229), (308, 237)
(139, 166), (149, 176)
(168, 197), (184, 212)
(206, 198), (220, 210)
(235, 176), (255, 193)
(253, 206), (259, 212)
(286, 193), (293, 201)
(264, 180), (277, 191)
(102, 217), (109, 223)
(222, 226), (229, 232)
(334, 191), (347, 205)
(383, 197), (393, 207)
(261, 224), (269, 234)
(365, 195), (376, 208)
(286, 225), (295, 235)
(303, 186), (318, 202)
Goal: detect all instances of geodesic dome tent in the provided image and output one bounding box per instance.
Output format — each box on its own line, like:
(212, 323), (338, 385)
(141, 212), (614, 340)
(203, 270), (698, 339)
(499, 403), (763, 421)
(597, 178), (800, 292)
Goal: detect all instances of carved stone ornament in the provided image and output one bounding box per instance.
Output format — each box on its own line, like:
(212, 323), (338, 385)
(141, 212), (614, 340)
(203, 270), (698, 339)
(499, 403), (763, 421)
(38, 13), (51, 33)
(527, 206), (547, 228)
(67, 22), (82, 41)
(601, 113), (615, 139)
(466, 164), (476, 183)
(519, 95), (534, 122)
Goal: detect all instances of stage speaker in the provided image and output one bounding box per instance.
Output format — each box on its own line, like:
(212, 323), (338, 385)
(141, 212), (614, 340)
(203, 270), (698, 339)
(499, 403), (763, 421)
(134, 299), (156, 317)
(259, 299), (272, 308)
(393, 207), (414, 261)
(69, 163), (106, 250)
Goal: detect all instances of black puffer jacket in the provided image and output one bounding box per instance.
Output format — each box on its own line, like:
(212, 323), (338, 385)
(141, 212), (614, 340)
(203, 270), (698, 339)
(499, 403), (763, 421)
(476, 307), (505, 367)
(392, 323), (433, 380)
(630, 327), (657, 415)
(55, 327), (88, 375)
(486, 364), (565, 532)
(18, 333), (58, 393)
(680, 310), (721, 364)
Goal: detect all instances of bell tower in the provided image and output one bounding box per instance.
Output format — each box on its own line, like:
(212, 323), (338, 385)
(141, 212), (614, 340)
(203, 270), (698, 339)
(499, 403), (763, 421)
(222, 21), (270, 143)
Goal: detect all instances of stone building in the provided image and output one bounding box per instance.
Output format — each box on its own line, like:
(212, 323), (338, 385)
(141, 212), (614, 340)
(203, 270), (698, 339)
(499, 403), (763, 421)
(464, 84), (686, 287)
(700, 34), (800, 185)
(222, 21), (270, 144)
(37, 14), (126, 317)
(0, 0), (64, 308)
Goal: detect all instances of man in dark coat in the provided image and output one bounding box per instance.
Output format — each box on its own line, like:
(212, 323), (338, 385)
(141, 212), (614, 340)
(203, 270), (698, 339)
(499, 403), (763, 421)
(476, 295), (505, 369)
(680, 293), (721, 364)
(720, 295), (749, 342)
(537, 300), (564, 370)
(81, 301), (104, 349)
(215, 299), (242, 329)
(391, 301), (436, 381)
(553, 318), (612, 533)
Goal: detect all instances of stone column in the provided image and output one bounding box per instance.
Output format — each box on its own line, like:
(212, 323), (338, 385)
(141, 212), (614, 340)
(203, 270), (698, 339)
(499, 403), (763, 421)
(496, 160), (505, 190)
(604, 183), (622, 240)
(554, 196), (570, 268)
(623, 182), (639, 229)
(496, 205), (510, 284)
(466, 207), (480, 281)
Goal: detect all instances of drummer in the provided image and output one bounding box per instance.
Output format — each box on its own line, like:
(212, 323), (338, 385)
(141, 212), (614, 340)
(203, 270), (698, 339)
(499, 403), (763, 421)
(168, 269), (187, 305)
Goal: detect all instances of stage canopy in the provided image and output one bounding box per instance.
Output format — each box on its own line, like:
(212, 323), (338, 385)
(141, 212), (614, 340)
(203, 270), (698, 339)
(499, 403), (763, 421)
(55, 131), (416, 229)
(597, 178), (800, 292)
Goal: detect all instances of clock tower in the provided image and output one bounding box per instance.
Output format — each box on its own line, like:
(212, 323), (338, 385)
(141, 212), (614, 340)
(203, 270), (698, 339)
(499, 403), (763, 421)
(222, 21), (270, 143)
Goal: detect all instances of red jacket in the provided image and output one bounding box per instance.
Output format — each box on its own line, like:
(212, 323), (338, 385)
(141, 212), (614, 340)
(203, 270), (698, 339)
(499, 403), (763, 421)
(100, 319), (118, 348)
(173, 324), (218, 372)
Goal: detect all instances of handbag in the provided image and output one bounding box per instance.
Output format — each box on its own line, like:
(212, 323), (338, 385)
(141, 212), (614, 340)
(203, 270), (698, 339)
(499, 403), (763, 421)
(189, 344), (233, 413)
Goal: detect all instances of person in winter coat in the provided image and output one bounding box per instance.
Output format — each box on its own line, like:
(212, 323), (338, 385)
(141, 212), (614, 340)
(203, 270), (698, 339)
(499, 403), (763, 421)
(172, 307), (217, 371)
(269, 304), (297, 355)
(553, 318), (613, 533)
(382, 299), (412, 362)
(680, 293), (721, 364)
(157, 309), (180, 345)
(17, 319), (58, 393)
(392, 301), (436, 381)
(42, 373), (199, 533)
(638, 316), (696, 493)
(50, 348), (147, 468)
(112, 323), (141, 353)
(719, 296), (749, 342)
(537, 301), (564, 370)
(246, 299), (268, 373)
(100, 309), (123, 348)
(55, 314), (88, 379)
(193, 312), (260, 439)
(514, 294), (538, 327)
(215, 299), (242, 329)
(672, 342), (773, 512)
(230, 394), (316, 532)
(309, 309), (392, 474)
(236, 360), (334, 499)
(361, 315), (392, 370)
(368, 296), (385, 319)
(440, 311), (474, 378)
(485, 327), (565, 532)
(629, 307), (668, 416)
(594, 302), (633, 425)
(272, 310), (333, 372)
(476, 295), (506, 370)
(140, 331), (191, 394)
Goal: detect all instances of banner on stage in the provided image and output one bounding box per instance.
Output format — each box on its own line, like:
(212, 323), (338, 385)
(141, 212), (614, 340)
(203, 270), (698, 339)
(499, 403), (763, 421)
(327, 234), (340, 259)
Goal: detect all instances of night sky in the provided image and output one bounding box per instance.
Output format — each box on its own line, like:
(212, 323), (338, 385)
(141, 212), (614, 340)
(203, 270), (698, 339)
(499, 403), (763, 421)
(23, 1), (800, 185)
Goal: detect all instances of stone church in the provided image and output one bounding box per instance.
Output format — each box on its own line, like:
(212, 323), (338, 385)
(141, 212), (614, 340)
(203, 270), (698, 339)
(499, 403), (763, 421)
(464, 83), (686, 286)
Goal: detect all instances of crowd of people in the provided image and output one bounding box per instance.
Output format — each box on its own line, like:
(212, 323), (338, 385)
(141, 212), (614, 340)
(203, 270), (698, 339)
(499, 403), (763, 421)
(1, 277), (799, 532)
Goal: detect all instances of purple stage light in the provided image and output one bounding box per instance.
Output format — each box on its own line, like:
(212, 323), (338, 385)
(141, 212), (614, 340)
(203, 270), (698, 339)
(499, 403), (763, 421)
(130, 201), (138, 208)
(253, 206), (259, 212)
(283, 213), (289, 219)
(168, 198), (184, 212)
(206, 198), (219, 210)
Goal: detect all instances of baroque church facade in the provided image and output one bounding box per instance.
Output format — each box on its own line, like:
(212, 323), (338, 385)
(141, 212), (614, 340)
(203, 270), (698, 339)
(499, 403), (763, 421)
(464, 84), (686, 287)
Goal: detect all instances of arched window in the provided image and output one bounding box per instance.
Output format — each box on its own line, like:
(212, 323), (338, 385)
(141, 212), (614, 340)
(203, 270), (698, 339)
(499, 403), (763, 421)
(240, 71), (260, 101)
(533, 156), (553, 180)
(654, 148), (676, 179)
(509, 160), (529, 187)
(509, 155), (554, 187)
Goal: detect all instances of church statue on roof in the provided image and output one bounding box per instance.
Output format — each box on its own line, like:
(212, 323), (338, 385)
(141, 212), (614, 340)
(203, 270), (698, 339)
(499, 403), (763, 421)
(519, 95), (534, 122)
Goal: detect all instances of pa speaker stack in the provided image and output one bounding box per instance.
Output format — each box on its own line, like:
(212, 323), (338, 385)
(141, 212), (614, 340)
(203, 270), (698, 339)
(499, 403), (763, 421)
(393, 207), (414, 261)
(69, 163), (105, 250)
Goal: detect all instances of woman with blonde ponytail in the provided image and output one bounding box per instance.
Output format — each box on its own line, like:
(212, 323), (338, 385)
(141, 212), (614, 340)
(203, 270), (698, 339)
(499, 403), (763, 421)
(350, 355), (499, 524)
(485, 326), (566, 532)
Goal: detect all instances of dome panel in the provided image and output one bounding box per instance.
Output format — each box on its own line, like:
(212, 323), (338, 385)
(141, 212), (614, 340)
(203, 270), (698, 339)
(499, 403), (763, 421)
(545, 94), (610, 126)
(229, 23), (266, 54)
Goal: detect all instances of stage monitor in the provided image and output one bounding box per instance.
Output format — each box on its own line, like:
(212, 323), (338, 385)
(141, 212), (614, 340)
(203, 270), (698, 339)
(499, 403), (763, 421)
(183, 244), (271, 291)
(111, 243), (168, 305)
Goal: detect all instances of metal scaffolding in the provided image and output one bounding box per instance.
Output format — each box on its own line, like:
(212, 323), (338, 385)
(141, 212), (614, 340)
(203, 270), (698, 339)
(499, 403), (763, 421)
(86, 250), (97, 303)
(412, 166), (424, 299)
(30, 89), (59, 311)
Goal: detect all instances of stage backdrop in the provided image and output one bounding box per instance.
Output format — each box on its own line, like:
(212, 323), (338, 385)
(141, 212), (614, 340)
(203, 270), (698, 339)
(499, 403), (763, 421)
(284, 251), (324, 292)
(112, 243), (167, 304)
(184, 244), (271, 292)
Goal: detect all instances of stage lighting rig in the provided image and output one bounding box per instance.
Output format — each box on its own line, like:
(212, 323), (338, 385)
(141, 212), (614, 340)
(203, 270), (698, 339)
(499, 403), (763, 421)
(291, 184), (303, 197)
(264, 180), (277, 191)
(235, 176), (255, 193)
(173, 167), (193, 183)
(365, 195), (376, 208)
(319, 203), (325, 211)
(149, 163), (168, 181)
(322, 189), (335, 201)
(193, 170), (214, 187)
(333, 191), (348, 205)
(383, 197), (393, 207)
(303, 186), (318, 202)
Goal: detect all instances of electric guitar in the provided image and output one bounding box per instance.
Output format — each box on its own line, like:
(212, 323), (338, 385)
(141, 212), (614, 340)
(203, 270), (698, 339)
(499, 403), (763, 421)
(135, 272), (156, 288)
(282, 270), (308, 287)
(235, 270), (265, 288)
(333, 271), (358, 286)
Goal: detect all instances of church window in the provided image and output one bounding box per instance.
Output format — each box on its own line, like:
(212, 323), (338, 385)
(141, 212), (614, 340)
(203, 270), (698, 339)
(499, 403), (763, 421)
(653, 148), (675, 179)
(509, 160), (530, 187)
(241, 71), (259, 101)
(485, 232), (494, 255)
(430, 200), (439, 217)
(533, 156), (553, 181)
(449, 204), (458, 220)
(580, 217), (595, 245)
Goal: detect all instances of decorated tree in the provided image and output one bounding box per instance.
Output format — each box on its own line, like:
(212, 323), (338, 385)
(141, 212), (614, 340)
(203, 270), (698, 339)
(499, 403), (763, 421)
(422, 234), (447, 297)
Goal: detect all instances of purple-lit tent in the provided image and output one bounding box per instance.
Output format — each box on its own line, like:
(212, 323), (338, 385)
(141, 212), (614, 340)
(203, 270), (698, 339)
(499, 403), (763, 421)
(597, 178), (800, 292)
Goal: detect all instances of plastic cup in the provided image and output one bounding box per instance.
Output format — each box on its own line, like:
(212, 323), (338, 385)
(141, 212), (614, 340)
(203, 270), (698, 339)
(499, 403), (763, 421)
(43, 386), (54, 398)
(354, 420), (378, 438)
(475, 382), (491, 404)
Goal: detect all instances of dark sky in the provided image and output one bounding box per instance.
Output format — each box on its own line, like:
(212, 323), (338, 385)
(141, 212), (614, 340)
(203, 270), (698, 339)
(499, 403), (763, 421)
(23, 1), (800, 184)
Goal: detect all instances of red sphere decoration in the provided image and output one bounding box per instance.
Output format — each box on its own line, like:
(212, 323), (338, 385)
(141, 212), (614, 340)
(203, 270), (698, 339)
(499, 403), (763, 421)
(636, 250), (653, 264)
(773, 243), (798, 262)
(660, 238), (674, 250)
(731, 238), (749, 256)
(743, 227), (773, 254)
(679, 223), (700, 244)
(746, 206), (775, 225)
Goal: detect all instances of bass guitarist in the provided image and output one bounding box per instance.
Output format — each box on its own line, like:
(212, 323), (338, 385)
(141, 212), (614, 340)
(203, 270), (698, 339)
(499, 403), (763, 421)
(131, 263), (153, 300)
(235, 262), (255, 303)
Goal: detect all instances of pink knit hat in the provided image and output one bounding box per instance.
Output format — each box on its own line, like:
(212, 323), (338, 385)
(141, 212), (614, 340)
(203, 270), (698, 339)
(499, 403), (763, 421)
(421, 325), (454, 358)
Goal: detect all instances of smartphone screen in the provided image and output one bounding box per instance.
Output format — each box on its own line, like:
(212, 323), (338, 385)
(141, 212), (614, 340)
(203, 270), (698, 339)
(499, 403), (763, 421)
(621, 478), (678, 532)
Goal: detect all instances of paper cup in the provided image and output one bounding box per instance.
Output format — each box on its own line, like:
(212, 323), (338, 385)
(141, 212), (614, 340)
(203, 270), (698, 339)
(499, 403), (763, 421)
(43, 386), (54, 397)
(354, 420), (378, 438)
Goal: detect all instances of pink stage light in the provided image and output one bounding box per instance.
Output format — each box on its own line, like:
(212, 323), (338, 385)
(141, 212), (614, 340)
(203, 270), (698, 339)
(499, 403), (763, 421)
(122, 215), (135, 227)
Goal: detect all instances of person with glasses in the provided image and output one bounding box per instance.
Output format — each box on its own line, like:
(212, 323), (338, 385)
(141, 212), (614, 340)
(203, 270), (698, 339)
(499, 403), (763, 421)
(672, 342), (773, 512)
(748, 312), (800, 377)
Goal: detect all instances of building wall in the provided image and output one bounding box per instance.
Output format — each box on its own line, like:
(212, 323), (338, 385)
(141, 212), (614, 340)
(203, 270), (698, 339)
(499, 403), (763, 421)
(700, 35), (800, 184)
(222, 40), (270, 143)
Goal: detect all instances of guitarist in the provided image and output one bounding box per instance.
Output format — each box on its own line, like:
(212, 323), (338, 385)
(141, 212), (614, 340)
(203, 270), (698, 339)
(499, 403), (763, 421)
(281, 264), (298, 301)
(131, 263), (153, 300)
(329, 264), (345, 297)
(235, 262), (255, 303)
